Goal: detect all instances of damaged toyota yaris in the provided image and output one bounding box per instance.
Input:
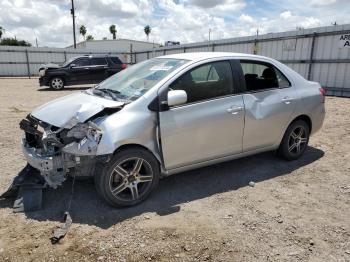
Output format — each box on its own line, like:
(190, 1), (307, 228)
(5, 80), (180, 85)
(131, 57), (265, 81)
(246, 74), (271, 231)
(14, 52), (325, 207)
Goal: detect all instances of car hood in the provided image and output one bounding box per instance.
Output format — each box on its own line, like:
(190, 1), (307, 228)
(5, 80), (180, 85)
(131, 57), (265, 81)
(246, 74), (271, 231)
(39, 63), (61, 71)
(31, 91), (125, 128)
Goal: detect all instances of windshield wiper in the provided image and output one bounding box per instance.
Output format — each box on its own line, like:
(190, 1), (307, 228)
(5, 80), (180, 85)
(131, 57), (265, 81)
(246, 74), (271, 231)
(92, 88), (120, 101)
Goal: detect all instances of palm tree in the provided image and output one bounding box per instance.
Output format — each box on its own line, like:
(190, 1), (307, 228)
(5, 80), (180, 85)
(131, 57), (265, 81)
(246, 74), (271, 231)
(0, 26), (5, 39)
(79, 25), (87, 40)
(109, 24), (117, 40)
(86, 35), (94, 41)
(144, 25), (151, 42)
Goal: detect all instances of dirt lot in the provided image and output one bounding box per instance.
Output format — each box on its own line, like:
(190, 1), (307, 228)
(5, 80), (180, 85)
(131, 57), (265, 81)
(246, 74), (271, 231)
(0, 78), (349, 262)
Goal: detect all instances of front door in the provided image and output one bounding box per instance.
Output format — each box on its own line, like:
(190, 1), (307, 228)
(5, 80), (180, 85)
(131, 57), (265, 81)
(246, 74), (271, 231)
(159, 60), (245, 170)
(68, 57), (92, 84)
(239, 60), (297, 151)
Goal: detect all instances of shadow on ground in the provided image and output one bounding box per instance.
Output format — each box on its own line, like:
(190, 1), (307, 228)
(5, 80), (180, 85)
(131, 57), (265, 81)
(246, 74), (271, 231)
(0, 147), (324, 229)
(37, 86), (92, 91)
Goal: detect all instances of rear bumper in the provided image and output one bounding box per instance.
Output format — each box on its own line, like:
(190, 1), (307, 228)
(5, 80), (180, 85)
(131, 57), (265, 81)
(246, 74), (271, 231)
(310, 103), (326, 135)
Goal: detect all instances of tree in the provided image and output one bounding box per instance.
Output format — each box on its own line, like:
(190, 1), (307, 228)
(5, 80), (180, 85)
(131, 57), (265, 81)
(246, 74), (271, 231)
(109, 24), (117, 40)
(144, 25), (151, 42)
(86, 35), (94, 41)
(0, 26), (4, 39)
(0, 37), (31, 46)
(79, 25), (87, 40)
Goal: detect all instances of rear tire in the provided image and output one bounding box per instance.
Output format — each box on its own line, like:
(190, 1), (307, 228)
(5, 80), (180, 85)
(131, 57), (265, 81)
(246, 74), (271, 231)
(49, 77), (65, 90)
(278, 120), (310, 161)
(94, 148), (160, 207)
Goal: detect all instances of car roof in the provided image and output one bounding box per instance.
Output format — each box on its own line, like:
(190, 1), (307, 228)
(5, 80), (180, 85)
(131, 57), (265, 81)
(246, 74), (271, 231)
(158, 52), (271, 62)
(75, 54), (119, 59)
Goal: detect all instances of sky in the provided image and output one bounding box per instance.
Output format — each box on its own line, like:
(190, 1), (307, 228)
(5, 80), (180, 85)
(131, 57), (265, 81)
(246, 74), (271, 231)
(0, 0), (349, 47)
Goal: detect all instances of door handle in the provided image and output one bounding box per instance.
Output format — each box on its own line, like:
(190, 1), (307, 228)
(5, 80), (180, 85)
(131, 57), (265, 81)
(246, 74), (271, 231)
(227, 106), (243, 114)
(282, 97), (293, 104)
(84, 67), (90, 70)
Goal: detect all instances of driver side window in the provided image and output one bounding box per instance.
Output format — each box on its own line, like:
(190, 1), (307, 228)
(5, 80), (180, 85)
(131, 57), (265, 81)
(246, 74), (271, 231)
(73, 58), (90, 67)
(169, 61), (233, 104)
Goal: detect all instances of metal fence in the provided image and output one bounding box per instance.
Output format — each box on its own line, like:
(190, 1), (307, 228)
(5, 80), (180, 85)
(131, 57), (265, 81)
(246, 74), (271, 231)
(0, 24), (349, 97)
(0, 46), (130, 77)
(133, 24), (350, 97)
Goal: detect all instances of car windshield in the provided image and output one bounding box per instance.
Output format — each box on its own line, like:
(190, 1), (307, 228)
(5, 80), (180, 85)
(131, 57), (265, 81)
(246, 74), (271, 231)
(61, 57), (79, 67)
(94, 58), (188, 101)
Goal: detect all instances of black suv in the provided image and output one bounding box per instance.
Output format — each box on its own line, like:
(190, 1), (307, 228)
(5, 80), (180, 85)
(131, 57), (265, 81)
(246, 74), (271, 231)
(39, 55), (126, 90)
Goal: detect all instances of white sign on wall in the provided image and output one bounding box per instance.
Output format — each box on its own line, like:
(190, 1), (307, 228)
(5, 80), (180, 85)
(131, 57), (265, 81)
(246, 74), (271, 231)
(339, 34), (350, 48)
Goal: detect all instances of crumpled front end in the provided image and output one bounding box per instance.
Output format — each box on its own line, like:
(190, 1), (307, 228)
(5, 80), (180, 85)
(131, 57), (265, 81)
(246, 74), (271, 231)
(20, 114), (106, 188)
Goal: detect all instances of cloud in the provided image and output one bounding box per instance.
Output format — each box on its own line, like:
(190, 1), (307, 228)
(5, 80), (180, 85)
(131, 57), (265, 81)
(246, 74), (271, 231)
(185, 0), (246, 12)
(0, 0), (349, 48)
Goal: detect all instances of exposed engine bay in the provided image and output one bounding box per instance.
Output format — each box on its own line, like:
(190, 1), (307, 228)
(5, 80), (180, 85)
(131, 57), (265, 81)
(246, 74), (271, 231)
(19, 114), (105, 188)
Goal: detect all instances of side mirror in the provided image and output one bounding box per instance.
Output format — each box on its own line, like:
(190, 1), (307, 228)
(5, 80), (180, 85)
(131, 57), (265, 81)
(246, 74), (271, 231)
(70, 64), (76, 69)
(167, 90), (187, 107)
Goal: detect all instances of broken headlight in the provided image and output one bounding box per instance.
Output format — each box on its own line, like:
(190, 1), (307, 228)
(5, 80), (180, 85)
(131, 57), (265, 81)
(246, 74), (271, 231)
(66, 121), (102, 143)
(39, 69), (46, 77)
(62, 121), (103, 156)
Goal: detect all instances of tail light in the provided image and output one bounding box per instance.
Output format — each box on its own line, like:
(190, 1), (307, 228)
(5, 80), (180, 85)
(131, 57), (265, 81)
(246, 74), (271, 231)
(319, 87), (326, 103)
(121, 64), (127, 70)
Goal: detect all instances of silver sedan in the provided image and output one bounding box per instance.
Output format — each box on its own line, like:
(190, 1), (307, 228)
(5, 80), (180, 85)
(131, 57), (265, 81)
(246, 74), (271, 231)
(20, 52), (325, 207)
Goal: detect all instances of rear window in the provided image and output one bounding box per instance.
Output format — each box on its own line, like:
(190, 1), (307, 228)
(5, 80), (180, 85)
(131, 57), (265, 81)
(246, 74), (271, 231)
(91, 58), (107, 65)
(110, 57), (122, 64)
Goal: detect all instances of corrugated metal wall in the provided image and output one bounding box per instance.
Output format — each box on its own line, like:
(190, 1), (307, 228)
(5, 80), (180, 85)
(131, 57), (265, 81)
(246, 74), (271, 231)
(0, 46), (129, 77)
(134, 24), (350, 97)
(1, 24), (349, 97)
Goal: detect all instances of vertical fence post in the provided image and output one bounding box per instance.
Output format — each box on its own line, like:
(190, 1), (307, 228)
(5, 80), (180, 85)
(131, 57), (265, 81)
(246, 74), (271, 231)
(147, 51), (150, 59)
(307, 32), (317, 81)
(183, 47), (186, 53)
(212, 43), (215, 52)
(25, 49), (31, 79)
(130, 44), (133, 64)
(64, 50), (67, 62)
(163, 49), (166, 55)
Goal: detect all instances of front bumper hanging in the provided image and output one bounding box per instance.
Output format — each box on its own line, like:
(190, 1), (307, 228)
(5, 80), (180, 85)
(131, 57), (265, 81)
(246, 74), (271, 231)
(0, 164), (45, 212)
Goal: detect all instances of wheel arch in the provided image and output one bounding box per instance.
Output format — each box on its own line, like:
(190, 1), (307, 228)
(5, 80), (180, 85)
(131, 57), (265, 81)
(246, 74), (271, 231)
(290, 114), (312, 133)
(112, 143), (162, 168)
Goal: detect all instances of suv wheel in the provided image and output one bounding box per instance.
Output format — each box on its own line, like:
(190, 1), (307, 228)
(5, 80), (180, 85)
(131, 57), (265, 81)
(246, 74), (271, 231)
(278, 120), (310, 161)
(50, 77), (65, 90)
(95, 148), (160, 207)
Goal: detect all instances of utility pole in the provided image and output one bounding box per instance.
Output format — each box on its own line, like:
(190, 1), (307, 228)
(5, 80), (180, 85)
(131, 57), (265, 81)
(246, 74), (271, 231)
(208, 28), (211, 51)
(71, 0), (76, 48)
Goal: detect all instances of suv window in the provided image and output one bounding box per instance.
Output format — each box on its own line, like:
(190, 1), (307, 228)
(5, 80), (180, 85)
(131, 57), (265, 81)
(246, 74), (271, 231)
(240, 61), (291, 91)
(170, 61), (233, 103)
(91, 57), (107, 66)
(110, 57), (122, 64)
(74, 58), (90, 67)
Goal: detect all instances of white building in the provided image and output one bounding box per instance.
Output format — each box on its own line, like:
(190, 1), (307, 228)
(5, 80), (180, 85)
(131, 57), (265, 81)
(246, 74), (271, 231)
(67, 39), (160, 53)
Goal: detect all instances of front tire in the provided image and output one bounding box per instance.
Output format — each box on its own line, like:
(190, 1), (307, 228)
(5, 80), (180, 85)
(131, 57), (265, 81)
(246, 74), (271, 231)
(278, 120), (310, 161)
(49, 77), (65, 90)
(95, 148), (160, 207)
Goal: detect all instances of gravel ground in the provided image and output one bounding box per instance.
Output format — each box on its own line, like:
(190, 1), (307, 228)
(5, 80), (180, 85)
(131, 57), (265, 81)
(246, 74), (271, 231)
(0, 78), (349, 262)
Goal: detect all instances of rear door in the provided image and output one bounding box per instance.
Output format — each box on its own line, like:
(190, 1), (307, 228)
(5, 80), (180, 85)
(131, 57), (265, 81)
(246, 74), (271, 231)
(238, 60), (297, 151)
(89, 57), (108, 83)
(159, 60), (245, 170)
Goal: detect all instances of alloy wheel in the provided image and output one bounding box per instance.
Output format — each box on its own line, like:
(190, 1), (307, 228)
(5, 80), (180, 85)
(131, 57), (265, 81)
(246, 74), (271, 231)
(288, 126), (308, 155)
(108, 157), (154, 201)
